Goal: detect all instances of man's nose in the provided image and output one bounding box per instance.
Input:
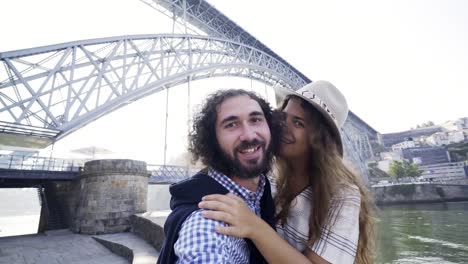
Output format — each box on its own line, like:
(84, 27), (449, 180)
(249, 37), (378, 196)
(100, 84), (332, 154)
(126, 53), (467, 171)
(239, 124), (257, 141)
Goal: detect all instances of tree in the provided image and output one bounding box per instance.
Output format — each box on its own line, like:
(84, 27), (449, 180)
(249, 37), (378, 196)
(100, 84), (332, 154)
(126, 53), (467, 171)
(404, 162), (422, 178)
(388, 161), (406, 182)
(415, 121), (436, 128)
(388, 160), (422, 182)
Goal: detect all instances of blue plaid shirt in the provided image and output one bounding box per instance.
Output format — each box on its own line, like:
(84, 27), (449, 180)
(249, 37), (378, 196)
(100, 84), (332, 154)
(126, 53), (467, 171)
(174, 168), (266, 264)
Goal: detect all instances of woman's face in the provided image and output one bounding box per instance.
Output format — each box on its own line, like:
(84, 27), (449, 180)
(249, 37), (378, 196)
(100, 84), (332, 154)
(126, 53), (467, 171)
(279, 97), (312, 160)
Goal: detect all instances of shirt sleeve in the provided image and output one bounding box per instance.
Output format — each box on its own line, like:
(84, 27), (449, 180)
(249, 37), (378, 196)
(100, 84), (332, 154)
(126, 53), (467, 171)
(174, 209), (231, 264)
(309, 186), (361, 264)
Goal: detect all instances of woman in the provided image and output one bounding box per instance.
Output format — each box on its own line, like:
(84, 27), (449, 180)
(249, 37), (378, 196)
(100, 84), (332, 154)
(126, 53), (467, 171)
(199, 80), (375, 264)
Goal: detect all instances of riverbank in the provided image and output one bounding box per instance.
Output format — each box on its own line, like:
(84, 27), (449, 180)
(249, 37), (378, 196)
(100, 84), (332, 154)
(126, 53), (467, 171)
(0, 230), (128, 264)
(372, 183), (468, 205)
(0, 212), (166, 264)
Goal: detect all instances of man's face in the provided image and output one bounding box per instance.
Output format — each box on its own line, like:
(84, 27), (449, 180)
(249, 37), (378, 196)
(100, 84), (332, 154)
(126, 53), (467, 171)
(215, 95), (272, 179)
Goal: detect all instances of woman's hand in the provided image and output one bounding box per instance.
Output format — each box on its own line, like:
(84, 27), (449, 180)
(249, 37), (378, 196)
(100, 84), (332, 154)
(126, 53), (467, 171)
(198, 193), (264, 239)
(200, 194), (317, 264)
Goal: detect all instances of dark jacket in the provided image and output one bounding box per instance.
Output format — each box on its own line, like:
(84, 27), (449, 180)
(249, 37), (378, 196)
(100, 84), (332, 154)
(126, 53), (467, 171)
(156, 171), (276, 263)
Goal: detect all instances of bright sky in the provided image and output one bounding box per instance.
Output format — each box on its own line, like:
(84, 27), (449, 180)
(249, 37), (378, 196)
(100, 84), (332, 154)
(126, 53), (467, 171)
(1, 0), (467, 162)
(207, 0), (468, 133)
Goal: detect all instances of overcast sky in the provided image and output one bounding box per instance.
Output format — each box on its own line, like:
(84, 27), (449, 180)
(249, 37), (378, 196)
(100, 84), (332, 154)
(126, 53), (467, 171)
(1, 0), (467, 161)
(208, 0), (468, 133)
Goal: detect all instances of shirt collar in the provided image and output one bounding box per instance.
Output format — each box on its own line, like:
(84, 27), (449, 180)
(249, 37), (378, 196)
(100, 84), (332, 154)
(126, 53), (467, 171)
(207, 168), (266, 204)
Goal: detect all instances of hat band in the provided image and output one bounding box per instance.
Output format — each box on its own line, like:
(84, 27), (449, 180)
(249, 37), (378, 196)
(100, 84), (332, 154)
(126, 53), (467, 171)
(300, 90), (337, 122)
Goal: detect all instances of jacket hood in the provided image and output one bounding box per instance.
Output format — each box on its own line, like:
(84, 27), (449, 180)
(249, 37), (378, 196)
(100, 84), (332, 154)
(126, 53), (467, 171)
(169, 172), (229, 210)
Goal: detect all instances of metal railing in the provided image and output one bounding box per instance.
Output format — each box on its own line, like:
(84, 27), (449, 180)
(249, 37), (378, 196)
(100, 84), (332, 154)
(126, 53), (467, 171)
(0, 155), (84, 172)
(0, 155), (197, 182)
(147, 164), (198, 183)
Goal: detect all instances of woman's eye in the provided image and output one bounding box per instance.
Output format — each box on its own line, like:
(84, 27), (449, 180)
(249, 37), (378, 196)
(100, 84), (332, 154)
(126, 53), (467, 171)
(294, 120), (304, 127)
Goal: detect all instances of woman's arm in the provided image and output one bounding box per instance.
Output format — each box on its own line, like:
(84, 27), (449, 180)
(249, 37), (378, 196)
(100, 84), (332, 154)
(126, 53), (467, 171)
(199, 194), (329, 264)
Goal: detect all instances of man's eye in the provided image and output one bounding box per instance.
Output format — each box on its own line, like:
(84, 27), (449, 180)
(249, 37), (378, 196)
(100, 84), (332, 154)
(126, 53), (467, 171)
(225, 122), (237, 128)
(252, 117), (263, 123)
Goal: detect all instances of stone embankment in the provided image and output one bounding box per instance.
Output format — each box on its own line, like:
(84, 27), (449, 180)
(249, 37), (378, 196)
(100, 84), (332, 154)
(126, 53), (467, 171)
(372, 183), (468, 205)
(0, 159), (167, 264)
(91, 211), (169, 263)
(0, 213), (168, 264)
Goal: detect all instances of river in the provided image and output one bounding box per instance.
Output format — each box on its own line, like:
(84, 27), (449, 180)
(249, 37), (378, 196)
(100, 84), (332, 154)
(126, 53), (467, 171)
(1, 186), (468, 263)
(377, 201), (468, 263)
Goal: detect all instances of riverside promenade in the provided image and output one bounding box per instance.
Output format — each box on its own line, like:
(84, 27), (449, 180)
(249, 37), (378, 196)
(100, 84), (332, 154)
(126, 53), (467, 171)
(372, 182), (468, 205)
(0, 230), (128, 264)
(0, 159), (172, 264)
(0, 211), (169, 264)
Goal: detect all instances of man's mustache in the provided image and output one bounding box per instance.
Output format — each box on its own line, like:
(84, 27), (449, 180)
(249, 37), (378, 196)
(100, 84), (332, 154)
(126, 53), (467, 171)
(235, 139), (265, 151)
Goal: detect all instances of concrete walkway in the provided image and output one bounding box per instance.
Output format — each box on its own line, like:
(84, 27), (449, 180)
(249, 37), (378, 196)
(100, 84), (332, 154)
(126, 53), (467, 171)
(138, 210), (170, 227)
(94, 233), (159, 264)
(0, 230), (128, 264)
(0, 211), (171, 264)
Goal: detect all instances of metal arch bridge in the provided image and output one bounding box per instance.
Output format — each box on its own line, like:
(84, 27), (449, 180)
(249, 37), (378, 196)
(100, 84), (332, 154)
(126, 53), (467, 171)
(0, 34), (306, 143)
(0, 0), (380, 181)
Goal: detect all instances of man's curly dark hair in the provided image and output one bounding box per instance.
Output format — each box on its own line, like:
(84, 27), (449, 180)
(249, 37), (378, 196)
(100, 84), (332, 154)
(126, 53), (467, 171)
(188, 89), (283, 177)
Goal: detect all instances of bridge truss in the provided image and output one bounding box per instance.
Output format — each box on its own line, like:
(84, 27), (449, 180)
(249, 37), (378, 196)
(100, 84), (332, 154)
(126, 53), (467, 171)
(0, 0), (380, 182)
(0, 34), (306, 141)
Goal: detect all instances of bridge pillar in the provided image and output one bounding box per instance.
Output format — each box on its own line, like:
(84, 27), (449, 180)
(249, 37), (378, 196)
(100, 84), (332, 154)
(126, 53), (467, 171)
(72, 159), (149, 234)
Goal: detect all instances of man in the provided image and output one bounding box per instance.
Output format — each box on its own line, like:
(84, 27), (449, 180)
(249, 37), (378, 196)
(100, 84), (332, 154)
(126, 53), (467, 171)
(157, 89), (282, 263)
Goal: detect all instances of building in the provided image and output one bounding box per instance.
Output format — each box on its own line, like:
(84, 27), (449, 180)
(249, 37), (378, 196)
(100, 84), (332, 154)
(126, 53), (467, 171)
(380, 151), (403, 161)
(401, 146), (450, 166)
(461, 129), (468, 141)
(382, 126), (443, 147)
(391, 138), (420, 151)
(426, 131), (466, 146)
(377, 159), (393, 172)
(426, 132), (450, 146)
(377, 151), (403, 172)
(419, 162), (467, 182)
(441, 117), (468, 131)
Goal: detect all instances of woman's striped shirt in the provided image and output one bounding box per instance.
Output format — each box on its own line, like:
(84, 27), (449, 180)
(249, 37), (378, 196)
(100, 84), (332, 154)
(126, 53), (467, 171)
(273, 183), (361, 264)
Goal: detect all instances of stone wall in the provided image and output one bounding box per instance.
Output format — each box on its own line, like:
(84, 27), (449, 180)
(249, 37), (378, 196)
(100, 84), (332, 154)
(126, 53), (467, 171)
(147, 184), (171, 211)
(72, 159), (150, 234)
(373, 184), (468, 205)
(130, 214), (165, 251)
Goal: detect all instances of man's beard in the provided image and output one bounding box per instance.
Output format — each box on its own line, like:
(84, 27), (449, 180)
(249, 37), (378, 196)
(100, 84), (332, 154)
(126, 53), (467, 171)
(221, 139), (272, 179)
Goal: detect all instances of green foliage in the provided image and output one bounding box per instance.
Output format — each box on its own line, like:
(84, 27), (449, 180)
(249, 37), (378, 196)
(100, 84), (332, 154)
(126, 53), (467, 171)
(414, 121), (435, 129)
(388, 160), (422, 179)
(405, 162), (422, 177)
(388, 161), (406, 179)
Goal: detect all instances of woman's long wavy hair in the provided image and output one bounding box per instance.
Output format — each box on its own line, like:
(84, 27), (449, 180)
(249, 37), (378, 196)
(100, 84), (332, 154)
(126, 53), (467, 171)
(274, 95), (376, 264)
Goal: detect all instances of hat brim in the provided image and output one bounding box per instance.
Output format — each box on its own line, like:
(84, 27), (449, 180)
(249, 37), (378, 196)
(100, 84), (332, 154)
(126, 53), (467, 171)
(275, 86), (344, 156)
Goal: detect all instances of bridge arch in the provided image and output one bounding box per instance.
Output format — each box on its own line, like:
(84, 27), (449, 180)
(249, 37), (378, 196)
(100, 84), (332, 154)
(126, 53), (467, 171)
(1, 34), (379, 183)
(0, 34), (307, 140)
